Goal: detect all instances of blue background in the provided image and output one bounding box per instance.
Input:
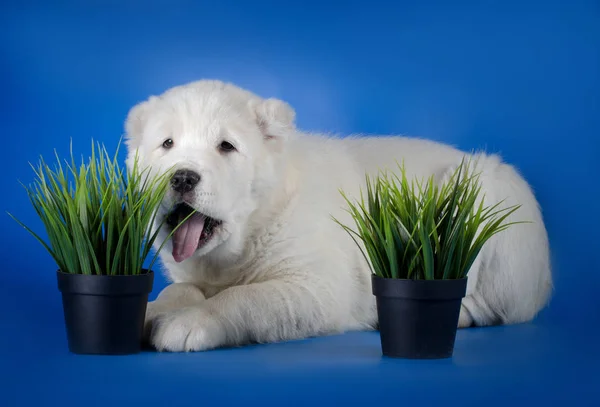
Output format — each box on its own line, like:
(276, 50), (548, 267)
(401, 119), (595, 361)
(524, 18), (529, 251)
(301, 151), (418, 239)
(1, 0), (599, 406)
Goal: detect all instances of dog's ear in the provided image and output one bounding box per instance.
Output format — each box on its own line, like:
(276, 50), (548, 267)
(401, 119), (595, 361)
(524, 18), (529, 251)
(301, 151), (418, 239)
(252, 98), (296, 144)
(124, 96), (159, 149)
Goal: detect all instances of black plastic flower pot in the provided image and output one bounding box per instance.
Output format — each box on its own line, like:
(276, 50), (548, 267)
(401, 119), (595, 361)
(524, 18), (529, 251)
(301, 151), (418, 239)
(56, 269), (154, 355)
(372, 274), (468, 359)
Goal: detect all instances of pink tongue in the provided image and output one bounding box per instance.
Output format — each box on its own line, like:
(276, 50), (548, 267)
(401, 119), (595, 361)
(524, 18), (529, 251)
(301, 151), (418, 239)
(172, 213), (205, 263)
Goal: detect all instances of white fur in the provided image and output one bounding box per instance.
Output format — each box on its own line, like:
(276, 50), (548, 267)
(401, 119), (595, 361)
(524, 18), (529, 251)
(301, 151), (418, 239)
(124, 80), (553, 352)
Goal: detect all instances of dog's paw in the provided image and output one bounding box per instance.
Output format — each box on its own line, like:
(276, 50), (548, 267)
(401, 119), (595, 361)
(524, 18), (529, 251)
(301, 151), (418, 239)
(458, 304), (474, 328)
(149, 306), (226, 352)
(143, 301), (170, 342)
(143, 283), (207, 342)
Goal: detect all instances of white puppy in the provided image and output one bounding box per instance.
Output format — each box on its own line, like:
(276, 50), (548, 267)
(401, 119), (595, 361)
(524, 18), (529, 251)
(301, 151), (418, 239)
(124, 80), (552, 352)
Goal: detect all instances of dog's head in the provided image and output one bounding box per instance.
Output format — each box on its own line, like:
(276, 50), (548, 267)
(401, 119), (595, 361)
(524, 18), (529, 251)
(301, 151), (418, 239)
(124, 80), (296, 263)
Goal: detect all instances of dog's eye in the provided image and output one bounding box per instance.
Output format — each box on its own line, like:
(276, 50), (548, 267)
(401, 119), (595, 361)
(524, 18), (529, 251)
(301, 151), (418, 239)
(219, 141), (236, 152)
(162, 139), (174, 149)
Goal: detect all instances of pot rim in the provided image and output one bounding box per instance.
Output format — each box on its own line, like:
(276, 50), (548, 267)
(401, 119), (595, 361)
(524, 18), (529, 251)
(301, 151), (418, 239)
(371, 274), (467, 300)
(56, 269), (154, 296)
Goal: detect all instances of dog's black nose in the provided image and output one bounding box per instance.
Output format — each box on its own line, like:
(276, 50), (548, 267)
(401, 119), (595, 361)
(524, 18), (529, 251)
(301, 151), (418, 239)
(171, 169), (201, 194)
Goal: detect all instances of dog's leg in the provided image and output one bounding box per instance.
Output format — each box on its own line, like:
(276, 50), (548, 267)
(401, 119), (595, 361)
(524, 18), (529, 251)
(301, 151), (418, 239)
(144, 283), (207, 342)
(441, 153), (552, 328)
(149, 279), (340, 352)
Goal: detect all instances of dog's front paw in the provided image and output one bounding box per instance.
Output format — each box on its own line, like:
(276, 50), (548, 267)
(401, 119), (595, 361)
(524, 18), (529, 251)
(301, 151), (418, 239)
(150, 306), (226, 352)
(143, 283), (207, 343)
(143, 301), (171, 343)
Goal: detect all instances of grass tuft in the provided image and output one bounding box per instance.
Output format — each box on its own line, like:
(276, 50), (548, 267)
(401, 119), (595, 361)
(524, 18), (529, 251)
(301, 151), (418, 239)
(333, 158), (527, 280)
(8, 139), (192, 276)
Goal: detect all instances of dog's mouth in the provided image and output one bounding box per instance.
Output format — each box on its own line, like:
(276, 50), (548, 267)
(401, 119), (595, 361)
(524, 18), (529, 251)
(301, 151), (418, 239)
(166, 203), (223, 263)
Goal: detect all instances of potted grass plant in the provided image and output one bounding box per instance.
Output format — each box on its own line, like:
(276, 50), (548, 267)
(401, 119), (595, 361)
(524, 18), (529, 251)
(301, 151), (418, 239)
(8, 140), (192, 355)
(335, 159), (524, 359)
